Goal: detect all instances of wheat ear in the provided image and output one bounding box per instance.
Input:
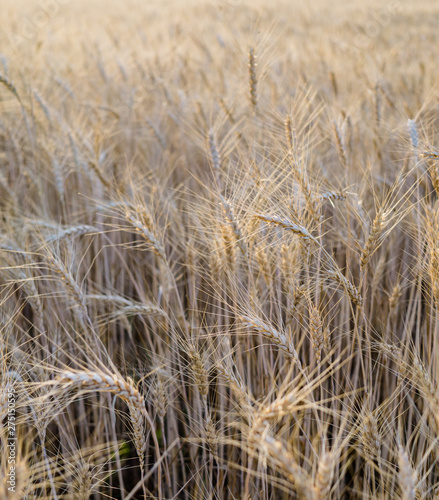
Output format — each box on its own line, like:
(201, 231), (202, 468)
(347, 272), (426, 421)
(255, 214), (312, 240)
(398, 445), (417, 500)
(241, 315), (302, 369)
(332, 121), (347, 168)
(57, 370), (156, 471)
(360, 208), (385, 270)
(248, 47), (258, 110)
(314, 451), (334, 500)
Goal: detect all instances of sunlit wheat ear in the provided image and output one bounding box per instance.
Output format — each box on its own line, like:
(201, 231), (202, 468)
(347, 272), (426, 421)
(376, 341), (403, 362)
(250, 425), (313, 499)
(75, 462), (93, 500)
(207, 128), (221, 173)
(124, 211), (167, 261)
(152, 370), (170, 423)
(208, 236), (222, 277)
(318, 190), (346, 203)
(360, 208), (386, 271)
(398, 446), (417, 500)
(254, 214), (312, 240)
(375, 83), (381, 126)
(411, 354), (438, 410)
(87, 293), (166, 326)
(107, 303), (166, 323)
(46, 254), (88, 322)
(204, 414), (219, 456)
(360, 413), (380, 464)
(308, 302), (324, 364)
(57, 370), (149, 468)
(408, 119), (419, 161)
(327, 268), (363, 308)
(86, 293), (133, 308)
(285, 114), (294, 151)
(332, 121), (347, 168)
(187, 344), (209, 402)
(62, 443), (119, 500)
(127, 398), (147, 469)
(220, 196), (248, 257)
(314, 451), (334, 500)
(248, 47), (258, 110)
(221, 224), (237, 270)
(43, 224), (96, 244)
(240, 314), (302, 369)
(388, 281), (402, 316)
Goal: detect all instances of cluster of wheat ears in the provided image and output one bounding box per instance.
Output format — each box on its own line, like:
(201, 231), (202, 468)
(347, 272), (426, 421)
(2, 0), (439, 498)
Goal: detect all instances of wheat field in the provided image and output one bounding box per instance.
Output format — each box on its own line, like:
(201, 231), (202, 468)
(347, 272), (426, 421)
(1, 0), (439, 498)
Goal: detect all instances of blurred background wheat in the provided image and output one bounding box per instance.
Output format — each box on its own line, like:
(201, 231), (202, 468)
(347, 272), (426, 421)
(1, 0), (439, 498)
